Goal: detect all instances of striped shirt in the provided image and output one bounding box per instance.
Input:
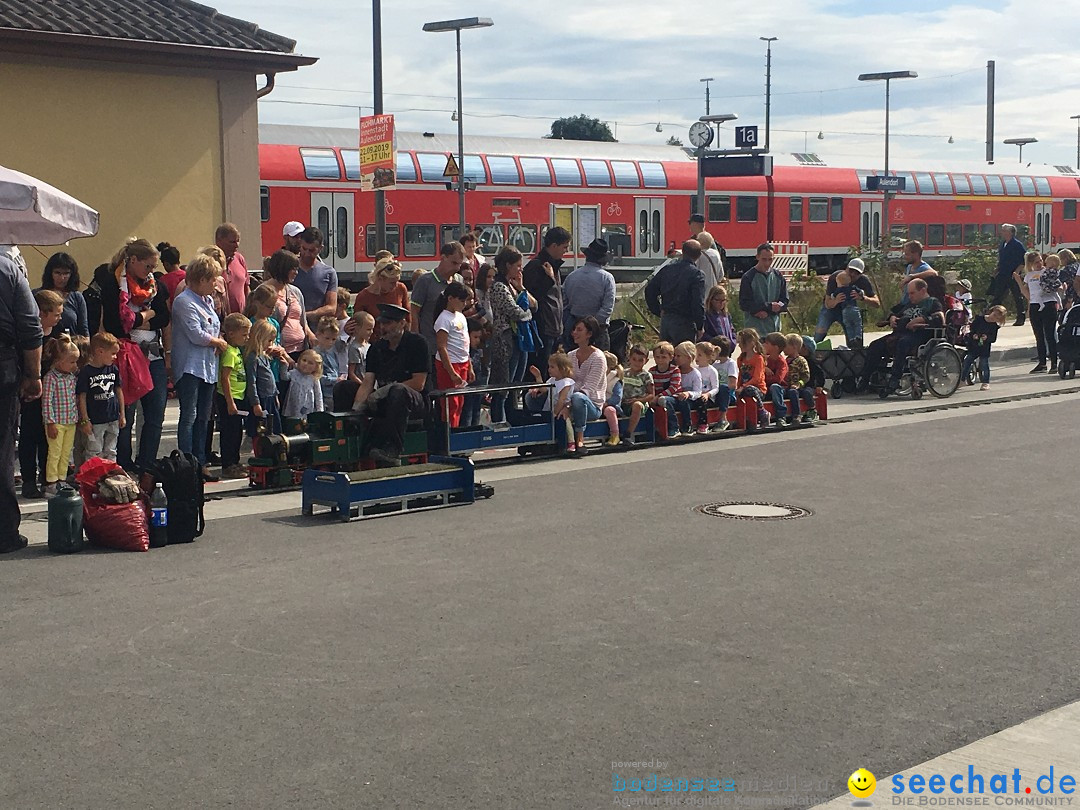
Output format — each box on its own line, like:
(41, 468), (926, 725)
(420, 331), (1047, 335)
(651, 364), (682, 396)
(571, 346), (607, 407)
(43, 368), (78, 425)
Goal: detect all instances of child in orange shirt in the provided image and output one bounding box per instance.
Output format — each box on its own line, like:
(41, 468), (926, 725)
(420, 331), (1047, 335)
(735, 329), (770, 429)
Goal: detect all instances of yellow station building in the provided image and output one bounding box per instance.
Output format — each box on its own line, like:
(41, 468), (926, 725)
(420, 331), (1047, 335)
(0, 0), (315, 275)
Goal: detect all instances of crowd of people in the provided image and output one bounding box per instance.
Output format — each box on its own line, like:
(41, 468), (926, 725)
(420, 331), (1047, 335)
(3, 214), (1076, 553)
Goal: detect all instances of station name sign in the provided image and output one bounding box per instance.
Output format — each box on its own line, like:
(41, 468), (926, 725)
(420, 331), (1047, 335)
(866, 175), (906, 191)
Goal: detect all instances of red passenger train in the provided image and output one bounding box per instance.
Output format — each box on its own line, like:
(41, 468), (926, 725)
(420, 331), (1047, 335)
(258, 123), (1080, 286)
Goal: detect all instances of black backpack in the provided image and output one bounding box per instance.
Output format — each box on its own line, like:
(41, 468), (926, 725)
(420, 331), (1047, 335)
(147, 451), (205, 544)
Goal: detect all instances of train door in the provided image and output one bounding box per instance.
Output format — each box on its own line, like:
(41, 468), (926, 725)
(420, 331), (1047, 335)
(310, 192), (355, 272)
(634, 197), (666, 259)
(550, 203), (601, 270)
(1034, 203), (1053, 252)
(860, 201), (882, 248)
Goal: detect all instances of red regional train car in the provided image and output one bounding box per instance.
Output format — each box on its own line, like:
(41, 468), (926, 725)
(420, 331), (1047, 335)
(258, 123), (1080, 286)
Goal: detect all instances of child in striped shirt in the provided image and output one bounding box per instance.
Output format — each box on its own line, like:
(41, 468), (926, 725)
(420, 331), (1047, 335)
(42, 336), (81, 497)
(650, 341), (682, 439)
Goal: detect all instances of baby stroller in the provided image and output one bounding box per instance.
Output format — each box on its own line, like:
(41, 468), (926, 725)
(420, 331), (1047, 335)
(1058, 304), (1080, 379)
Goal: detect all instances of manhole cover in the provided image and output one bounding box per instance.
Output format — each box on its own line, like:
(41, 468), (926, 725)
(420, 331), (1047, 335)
(696, 502), (813, 521)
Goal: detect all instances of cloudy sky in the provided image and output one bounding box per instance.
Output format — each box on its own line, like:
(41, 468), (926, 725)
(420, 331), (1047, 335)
(230, 0), (1079, 169)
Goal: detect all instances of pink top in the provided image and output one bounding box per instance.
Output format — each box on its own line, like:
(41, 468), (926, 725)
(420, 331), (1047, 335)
(571, 346), (607, 407)
(223, 251), (248, 315)
(275, 284), (306, 354)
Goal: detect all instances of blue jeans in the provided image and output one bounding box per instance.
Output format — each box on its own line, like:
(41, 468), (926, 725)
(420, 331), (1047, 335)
(962, 350), (991, 384)
(489, 344), (528, 423)
(568, 392), (600, 431)
(768, 384), (807, 419)
(814, 304), (864, 346)
(176, 372), (215, 466)
(118, 357), (168, 471)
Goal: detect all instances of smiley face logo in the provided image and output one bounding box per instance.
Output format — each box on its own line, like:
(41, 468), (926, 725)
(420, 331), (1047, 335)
(848, 768), (876, 798)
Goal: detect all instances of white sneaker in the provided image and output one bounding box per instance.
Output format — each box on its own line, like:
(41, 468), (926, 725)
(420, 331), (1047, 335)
(980, 383), (990, 391)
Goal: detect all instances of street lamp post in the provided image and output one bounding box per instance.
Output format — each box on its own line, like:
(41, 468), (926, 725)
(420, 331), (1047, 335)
(423, 16), (494, 239)
(760, 37), (777, 153)
(1004, 137), (1037, 163)
(696, 113), (738, 219)
(1071, 116), (1080, 170)
(858, 70), (917, 251)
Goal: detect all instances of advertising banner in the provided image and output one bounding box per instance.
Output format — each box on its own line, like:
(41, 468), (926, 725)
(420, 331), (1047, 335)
(359, 114), (396, 191)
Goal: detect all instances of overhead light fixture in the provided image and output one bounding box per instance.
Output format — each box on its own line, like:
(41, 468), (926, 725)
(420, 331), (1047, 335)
(451, 110), (458, 121)
(948, 135), (954, 144)
(655, 122), (663, 133)
(817, 130), (825, 140)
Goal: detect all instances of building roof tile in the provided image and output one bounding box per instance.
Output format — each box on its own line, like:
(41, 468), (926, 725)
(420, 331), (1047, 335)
(0, 0), (298, 54)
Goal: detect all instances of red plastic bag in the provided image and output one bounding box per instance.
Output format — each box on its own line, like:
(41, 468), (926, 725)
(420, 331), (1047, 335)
(77, 458), (149, 552)
(117, 339), (153, 403)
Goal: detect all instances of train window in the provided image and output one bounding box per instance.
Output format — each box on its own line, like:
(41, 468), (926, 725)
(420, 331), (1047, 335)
(1035, 177), (1052, 196)
(1016, 224), (1030, 242)
(300, 148), (341, 180)
(611, 161), (640, 188)
(890, 224), (909, 242)
(927, 224), (945, 245)
(508, 224), (538, 255)
(856, 170), (870, 191)
(789, 197), (803, 223)
(463, 155), (486, 184)
(342, 150), (360, 180)
(582, 160), (612, 187)
(830, 197), (843, 222)
(952, 174), (971, 194)
(492, 198), (521, 207)
(914, 173), (935, 194)
(969, 175), (988, 195)
(551, 158), (582, 186)
(1018, 177), (1037, 196)
(933, 173), (954, 194)
(365, 224), (400, 257)
(404, 225), (437, 257)
(476, 224), (505, 253)
(520, 157), (552, 186)
(487, 156), (520, 185)
(946, 224), (962, 246)
(736, 196), (758, 222)
(909, 224), (927, 243)
(259, 186), (269, 222)
(709, 196), (731, 222)
(639, 162), (667, 188)
(963, 224), (978, 243)
(1065, 199), (1078, 220)
(981, 224), (997, 238)
(897, 172), (917, 194)
(416, 152), (450, 183)
(396, 152), (417, 182)
(1002, 176), (1021, 196)
(441, 225), (463, 245)
(986, 175), (1005, 195)
(808, 198), (828, 222)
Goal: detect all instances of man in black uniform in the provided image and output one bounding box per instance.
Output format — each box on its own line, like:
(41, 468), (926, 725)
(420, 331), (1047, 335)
(0, 253), (44, 553)
(351, 303), (428, 467)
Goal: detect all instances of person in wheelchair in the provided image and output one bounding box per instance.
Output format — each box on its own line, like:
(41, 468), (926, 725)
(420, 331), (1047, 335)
(858, 278), (945, 396)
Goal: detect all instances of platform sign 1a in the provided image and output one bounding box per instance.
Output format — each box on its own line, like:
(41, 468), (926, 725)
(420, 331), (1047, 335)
(359, 114), (396, 192)
(735, 126), (759, 148)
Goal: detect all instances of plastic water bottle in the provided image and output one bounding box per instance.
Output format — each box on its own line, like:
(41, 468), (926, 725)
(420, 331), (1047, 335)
(150, 483), (169, 548)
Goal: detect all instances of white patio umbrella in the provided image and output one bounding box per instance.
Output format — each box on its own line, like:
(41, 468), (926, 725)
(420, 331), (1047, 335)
(0, 164), (99, 245)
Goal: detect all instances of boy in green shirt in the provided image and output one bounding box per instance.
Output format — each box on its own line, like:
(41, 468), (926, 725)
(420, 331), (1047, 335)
(217, 313), (251, 478)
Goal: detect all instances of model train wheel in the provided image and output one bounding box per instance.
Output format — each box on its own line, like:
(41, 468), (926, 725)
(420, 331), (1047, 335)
(830, 382), (843, 399)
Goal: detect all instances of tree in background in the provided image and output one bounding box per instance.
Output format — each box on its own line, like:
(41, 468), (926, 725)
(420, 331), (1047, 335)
(547, 115), (616, 142)
(665, 135), (683, 146)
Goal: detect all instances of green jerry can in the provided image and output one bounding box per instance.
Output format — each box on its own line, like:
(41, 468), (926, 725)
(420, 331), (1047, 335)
(48, 483), (85, 554)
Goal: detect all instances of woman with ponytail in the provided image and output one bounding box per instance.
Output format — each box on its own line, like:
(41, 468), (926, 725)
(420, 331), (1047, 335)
(97, 237), (171, 471)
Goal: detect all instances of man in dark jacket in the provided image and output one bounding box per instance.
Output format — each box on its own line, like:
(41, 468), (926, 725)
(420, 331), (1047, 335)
(645, 240), (706, 344)
(0, 254), (43, 553)
(523, 226), (571, 373)
(989, 223), (1027, 326)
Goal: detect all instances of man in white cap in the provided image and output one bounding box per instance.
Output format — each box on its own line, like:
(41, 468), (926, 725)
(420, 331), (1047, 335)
(813, 257), (879, 348)
(282, 221), (305, 254)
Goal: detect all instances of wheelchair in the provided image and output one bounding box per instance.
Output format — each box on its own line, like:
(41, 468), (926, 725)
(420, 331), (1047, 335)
(869, 328), (963, 400)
